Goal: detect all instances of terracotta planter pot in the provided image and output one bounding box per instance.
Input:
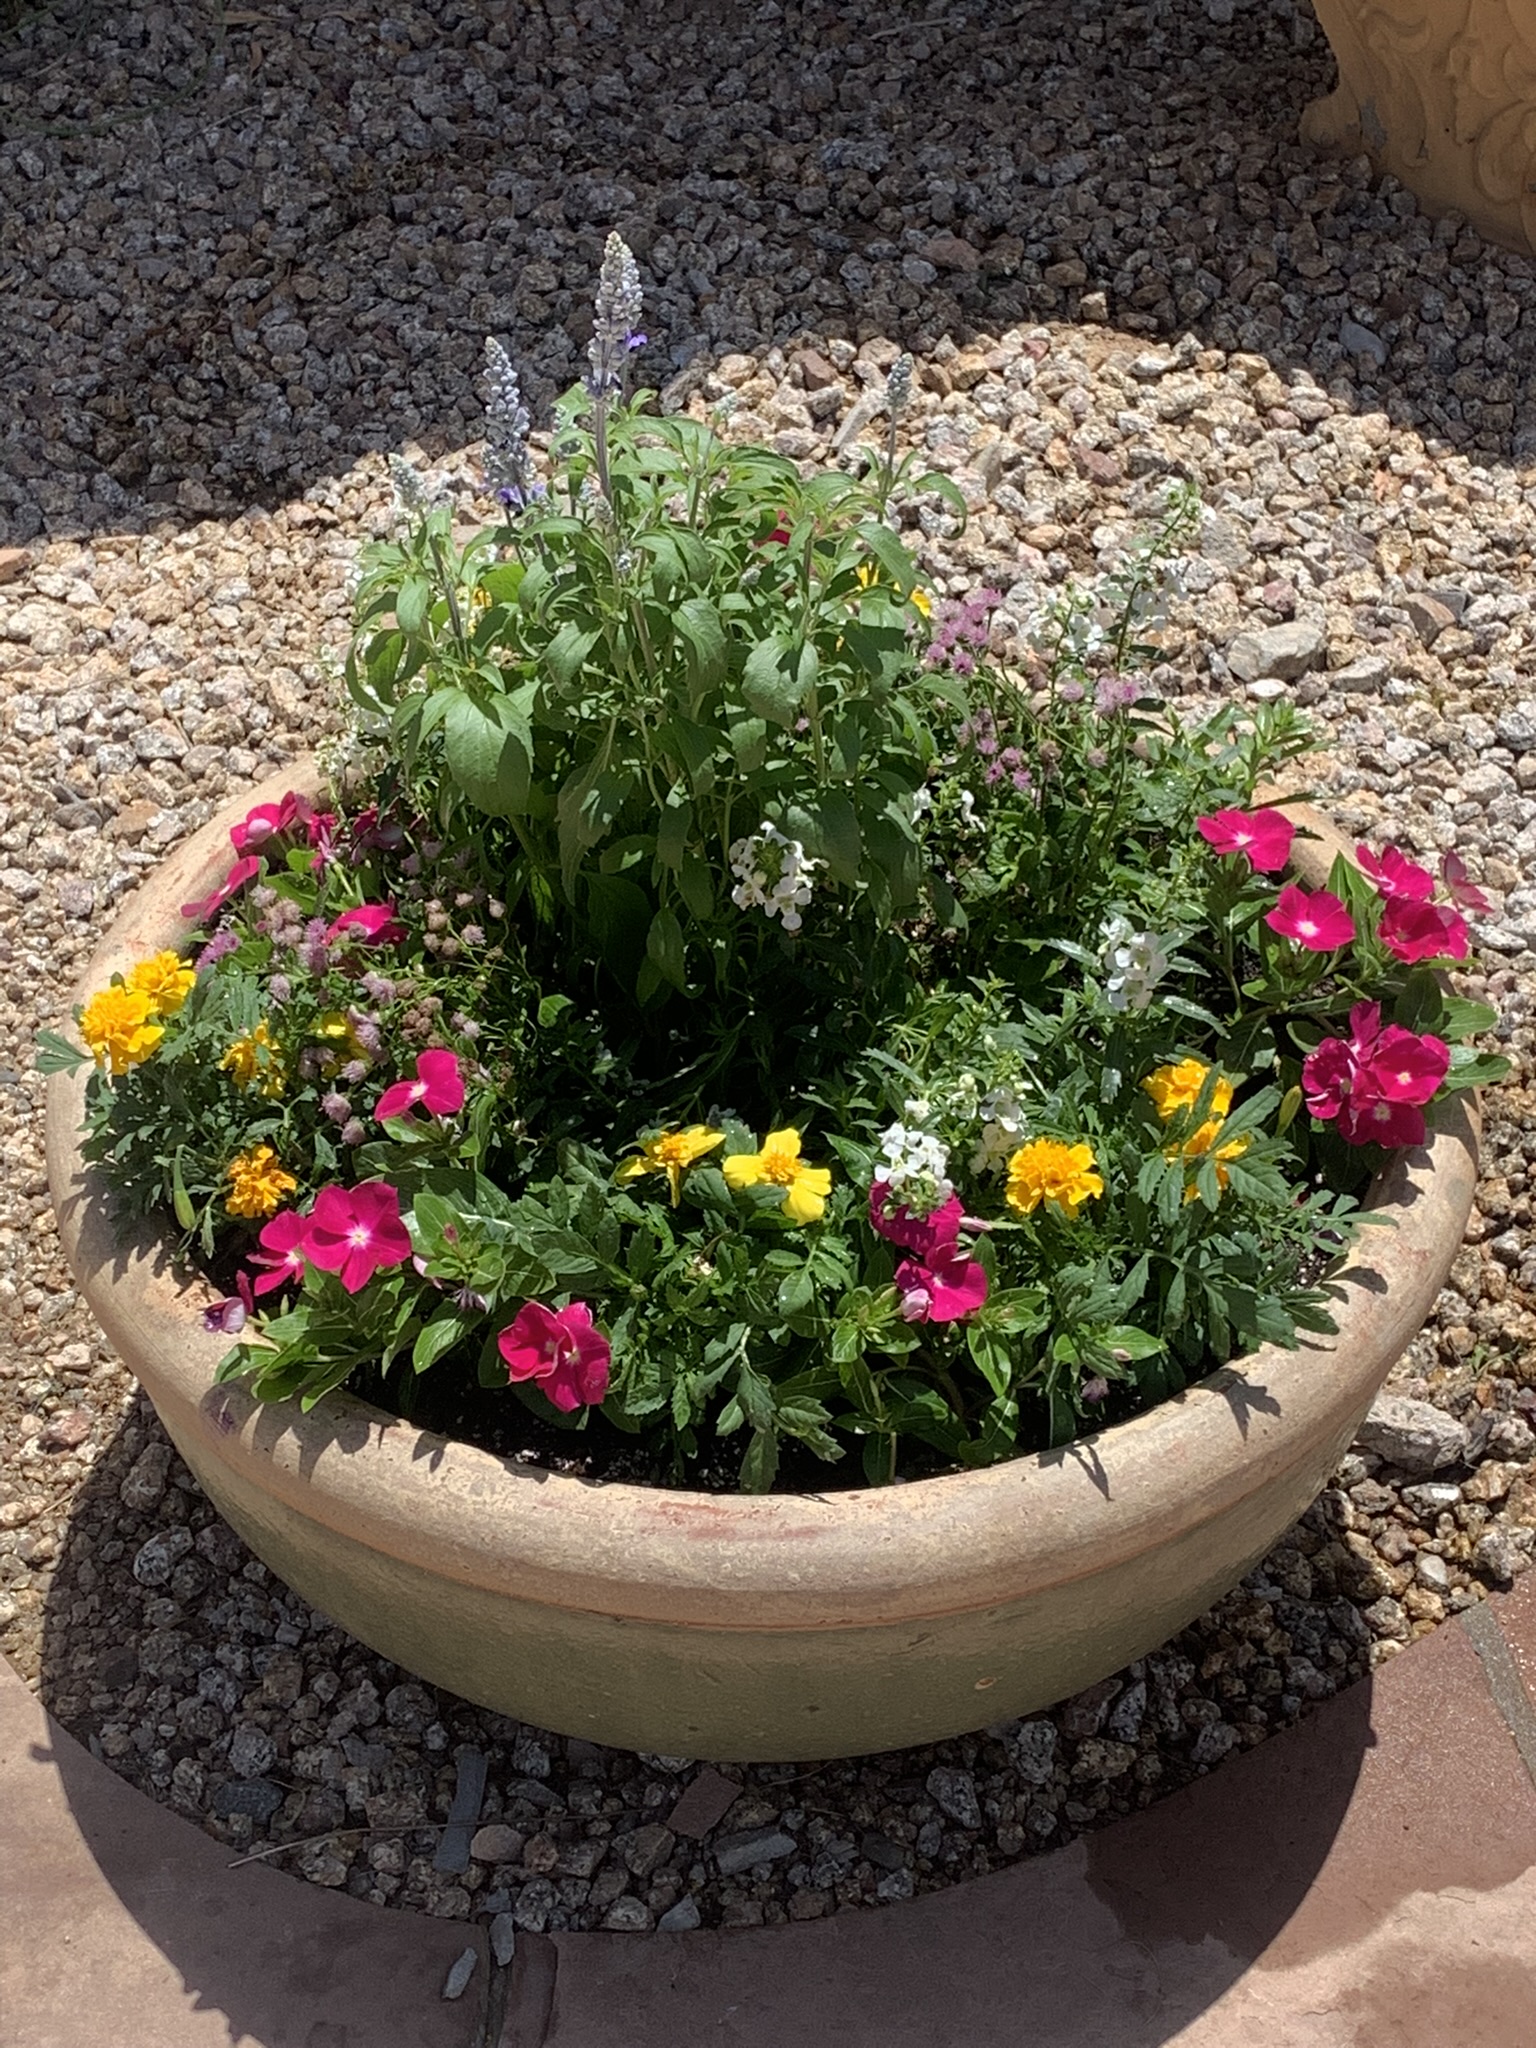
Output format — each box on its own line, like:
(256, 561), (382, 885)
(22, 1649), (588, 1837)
(46, 769), (1479, 1760)
(1305, 1), (1536, 259)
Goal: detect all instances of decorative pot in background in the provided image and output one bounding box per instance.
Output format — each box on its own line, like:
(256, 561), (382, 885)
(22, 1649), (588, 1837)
(1305, 0), (1536, 258)
(45, 770), (1481, 1761)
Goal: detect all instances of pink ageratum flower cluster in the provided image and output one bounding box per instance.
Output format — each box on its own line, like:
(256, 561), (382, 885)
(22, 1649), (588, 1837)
(869, 1186), (988, 1324)
(1302, 1001), (1451, 1149)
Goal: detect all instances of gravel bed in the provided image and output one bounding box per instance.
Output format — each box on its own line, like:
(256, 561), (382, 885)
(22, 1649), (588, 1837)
(3, 0), (1536, 1937)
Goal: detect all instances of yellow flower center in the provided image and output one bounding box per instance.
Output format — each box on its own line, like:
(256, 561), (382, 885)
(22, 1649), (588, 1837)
(758, 1142), (802, 1187)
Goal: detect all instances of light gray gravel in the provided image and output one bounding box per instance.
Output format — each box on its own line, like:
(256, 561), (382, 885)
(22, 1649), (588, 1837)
(3, 0), (1536, 1938)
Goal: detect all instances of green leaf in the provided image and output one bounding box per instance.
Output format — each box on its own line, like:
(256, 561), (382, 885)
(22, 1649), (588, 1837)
(443, 690), (532, 819)
(412, 1308), (474, 1375)
(171, 1150), (196, 1232)
(856, 522), (918, 596)
(477, 562), (525, 607)
(739, 1427), (779, 1493)
(1438, 997), (1499, 1041)
(655, 796), (692, 872)
(672, 596), (727, 689)
(967, 1323), (1015, 1401)
(742, 636), (814, 726)
(808, 792), (862, 885)
(678, 851), (715, 922)
(776, 1265), (815, 1319)
(645, 907), (687, 991)
(1443, 1049), (1512, 1092)
(543, 622), (598, 692)
(395, 576), (431, 635)
(35, 1028), (86, 1076)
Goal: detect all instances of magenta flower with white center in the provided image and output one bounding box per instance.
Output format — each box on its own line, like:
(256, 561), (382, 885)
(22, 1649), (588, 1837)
(1355, 842), (1435, 904)
(1378, 897), (1470, 964)
(303, 1182), (413, 1294)
(497, 1301), (612, 1412)
(250, 1209), (310, 1296)
(375, 1050), (465, 1123)
(230, 793), (301, 855)
(895, 1244), (988, 1324)
(1196, 806), (1295, 873)
(1264, 884), (1355, 952)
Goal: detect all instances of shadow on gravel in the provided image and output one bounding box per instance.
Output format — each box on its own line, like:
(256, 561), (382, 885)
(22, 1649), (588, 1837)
(34, 1388), (1375, 2047)
(1, 0), (1531, 546)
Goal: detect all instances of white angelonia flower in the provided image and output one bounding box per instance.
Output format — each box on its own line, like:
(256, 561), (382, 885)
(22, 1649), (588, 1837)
(1099, 917), (1175, 1013)
(970, 1084), (1028, 1176)
(728, 821), (821, 934)
(873, 1120), (954, 1216)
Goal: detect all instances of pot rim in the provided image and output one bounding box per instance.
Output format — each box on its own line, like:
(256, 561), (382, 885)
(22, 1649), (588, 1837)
(45, 764), (1480, 1631)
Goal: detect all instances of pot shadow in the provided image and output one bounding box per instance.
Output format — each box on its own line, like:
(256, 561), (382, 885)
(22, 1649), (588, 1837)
(33, 1388), (1383, 2048)
(2, 0), (1531, 550)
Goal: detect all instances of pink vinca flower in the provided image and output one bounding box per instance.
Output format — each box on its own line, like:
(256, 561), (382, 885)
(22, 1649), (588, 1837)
(1302, 1003), (1450, 1150)
(1378, 896), (1469, 964)
(375, 1049), (465, 1123)
(498, 1301), (612, 1412)
(230, 792), (301, 855)
(1338, 1093), (1433, 1149)
(181, 854), (262, 925)
(1265, 884), (1355, 952)
(868, 1185), (964, 1259)
(250, 1208), (311, 1297)
(326, 902), (407, 946)
(1440, 852), (1491, 917)
(1362, 1024), (1451, 1107)
(1356, 842), (1434, 904)
(1196, 806), (1295, 873)
(304, 1182), (413, 1294)
(895, 1245), (989, 1324)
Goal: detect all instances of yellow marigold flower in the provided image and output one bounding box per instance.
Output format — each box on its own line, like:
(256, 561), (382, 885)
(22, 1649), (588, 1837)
(722, 1127), (832, 1225)
(220, 1020), (286, 1098)
(124, 950), (197, 1017)
(225, 1145), (297, 1219)
(1173, 1117), (1250, 1202)
(79, 985), (164, 1076)
(615, 1126), (725, 1206)
(1005, 1138), (1104, 1221)
(1142, 1058), (1233, 1124)
(855, 562), (931, 617)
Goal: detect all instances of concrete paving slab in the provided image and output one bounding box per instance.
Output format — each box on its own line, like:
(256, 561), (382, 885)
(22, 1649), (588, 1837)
(7, 1586), (1536, 2048)
(518, 1615), (1536, 2048)
(1492, 1569), (1536, 1719)
(0, 1658), (486, 2048)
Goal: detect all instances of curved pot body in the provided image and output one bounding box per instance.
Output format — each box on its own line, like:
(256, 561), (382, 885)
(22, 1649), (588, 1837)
(1305, 1), (1536, 258)
(46, 771), (1479, 1760)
